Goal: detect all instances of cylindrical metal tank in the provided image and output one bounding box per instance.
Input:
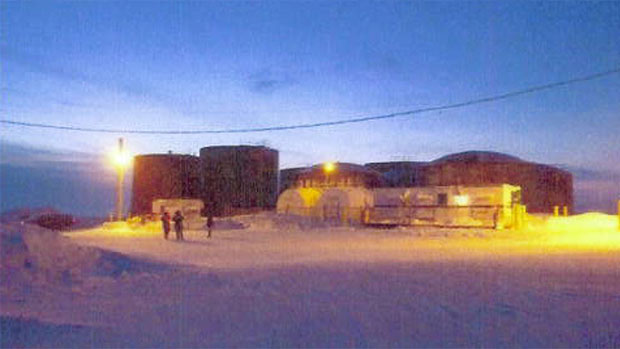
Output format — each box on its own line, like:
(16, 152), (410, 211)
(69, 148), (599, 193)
(279, 167), (308, 193)
(364, 161), (427, 187)
(131, 154), (201, 215)
(366, 151), (573, 214)
(289, 162), (384, 189)
(200, 145), (279, 216)
(420, 152), (573, 213)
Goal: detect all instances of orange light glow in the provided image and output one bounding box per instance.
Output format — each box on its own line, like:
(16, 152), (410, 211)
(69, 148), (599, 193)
(109, 150), (132, 169)
(323, 162), (336, 173)
(454, 195), (469, 206)
(541, 213), (620, 250)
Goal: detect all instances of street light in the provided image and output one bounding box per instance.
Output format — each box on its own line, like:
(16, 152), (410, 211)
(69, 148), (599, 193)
(323, 162), (336, 187)
(110, 138), (131, 221)
(323, 162), (336, 173)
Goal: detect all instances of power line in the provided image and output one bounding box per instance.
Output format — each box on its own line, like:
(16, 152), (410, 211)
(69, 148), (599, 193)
(1, 67), (619, 135)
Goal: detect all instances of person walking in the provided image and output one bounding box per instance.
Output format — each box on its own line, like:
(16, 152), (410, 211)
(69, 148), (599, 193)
(173, 210), (184, 241)
(206, 211), (214, 238)
(161, 211), (171, 239)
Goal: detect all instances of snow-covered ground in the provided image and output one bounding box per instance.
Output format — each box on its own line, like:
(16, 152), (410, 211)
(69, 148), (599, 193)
(2, 213), (620, 348)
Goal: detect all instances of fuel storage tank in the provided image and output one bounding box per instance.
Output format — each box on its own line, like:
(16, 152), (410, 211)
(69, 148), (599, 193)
(131, 154), (201, 215)
(366, 151), (573, 214)
(281, 162), (384, 190)
(200, 145), (279, 216)
(420, 152), (573, 214)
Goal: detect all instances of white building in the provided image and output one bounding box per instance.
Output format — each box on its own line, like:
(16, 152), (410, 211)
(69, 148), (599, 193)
(277, 184), (522, 229)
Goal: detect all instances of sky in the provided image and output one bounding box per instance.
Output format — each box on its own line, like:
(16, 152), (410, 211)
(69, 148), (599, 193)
(1, 1), (619, 215)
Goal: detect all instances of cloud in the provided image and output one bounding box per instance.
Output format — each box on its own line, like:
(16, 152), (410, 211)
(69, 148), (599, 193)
(557, 164), (620, 181)
(247, 69), (297, 94)
(1, 87), (102, 110)
(557, 165), (620, 213)
(574, 184), (620, 214)
(1, 45), (170, 102)
(2, 46), (88, 83)
(0, 142), (129, 216)
(0, 142), (99, 168)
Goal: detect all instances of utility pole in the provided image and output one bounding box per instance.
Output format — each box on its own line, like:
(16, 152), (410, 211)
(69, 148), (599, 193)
(116, 137), (125, 221)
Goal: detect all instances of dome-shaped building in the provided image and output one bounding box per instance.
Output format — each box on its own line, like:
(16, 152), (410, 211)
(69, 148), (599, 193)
(276, 187), (324, 216)
(277, 162), (380, 224)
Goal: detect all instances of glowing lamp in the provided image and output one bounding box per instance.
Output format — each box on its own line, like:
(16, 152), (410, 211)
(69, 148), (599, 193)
(109, 138), (131, 221)
(454, 195), (469, 206)
(112, 151), (132, 168)
(323, 162), (336, 173)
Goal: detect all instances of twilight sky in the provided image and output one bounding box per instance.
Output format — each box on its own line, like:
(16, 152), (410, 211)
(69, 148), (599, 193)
(1, 1), (619, 215)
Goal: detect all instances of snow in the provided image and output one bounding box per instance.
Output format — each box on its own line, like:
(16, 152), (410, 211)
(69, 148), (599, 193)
(2, 212), (620, 348)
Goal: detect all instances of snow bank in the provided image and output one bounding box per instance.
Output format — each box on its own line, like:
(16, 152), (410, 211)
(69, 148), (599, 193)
(0, 315), (156, 348)
(230, 211), (359, 231)
(0, 207), (61, 224)
(0, 223), (168, 287)
(212, 218), (246, 230)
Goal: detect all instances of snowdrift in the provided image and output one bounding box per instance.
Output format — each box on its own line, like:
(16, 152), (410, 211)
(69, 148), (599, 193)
(0, 223), (168, 287)
(230, 211), (353, 231)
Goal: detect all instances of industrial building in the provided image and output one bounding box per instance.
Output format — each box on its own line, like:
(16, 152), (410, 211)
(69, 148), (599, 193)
(131, 146), (279, 217)
(371, 184), (521, 228)
(200, 145), (279, 216)
(131, 147), (571, 227)
(362, 161), (427, 187)
(277, 187), (374, 224)
(277, 151), (570, 228)
(277, 178), (522, 228)
(131, 154), (201, 215)
(280, 167), (308, 194)
(366, 151), (573, 214)
(287, 162), (383, 189)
